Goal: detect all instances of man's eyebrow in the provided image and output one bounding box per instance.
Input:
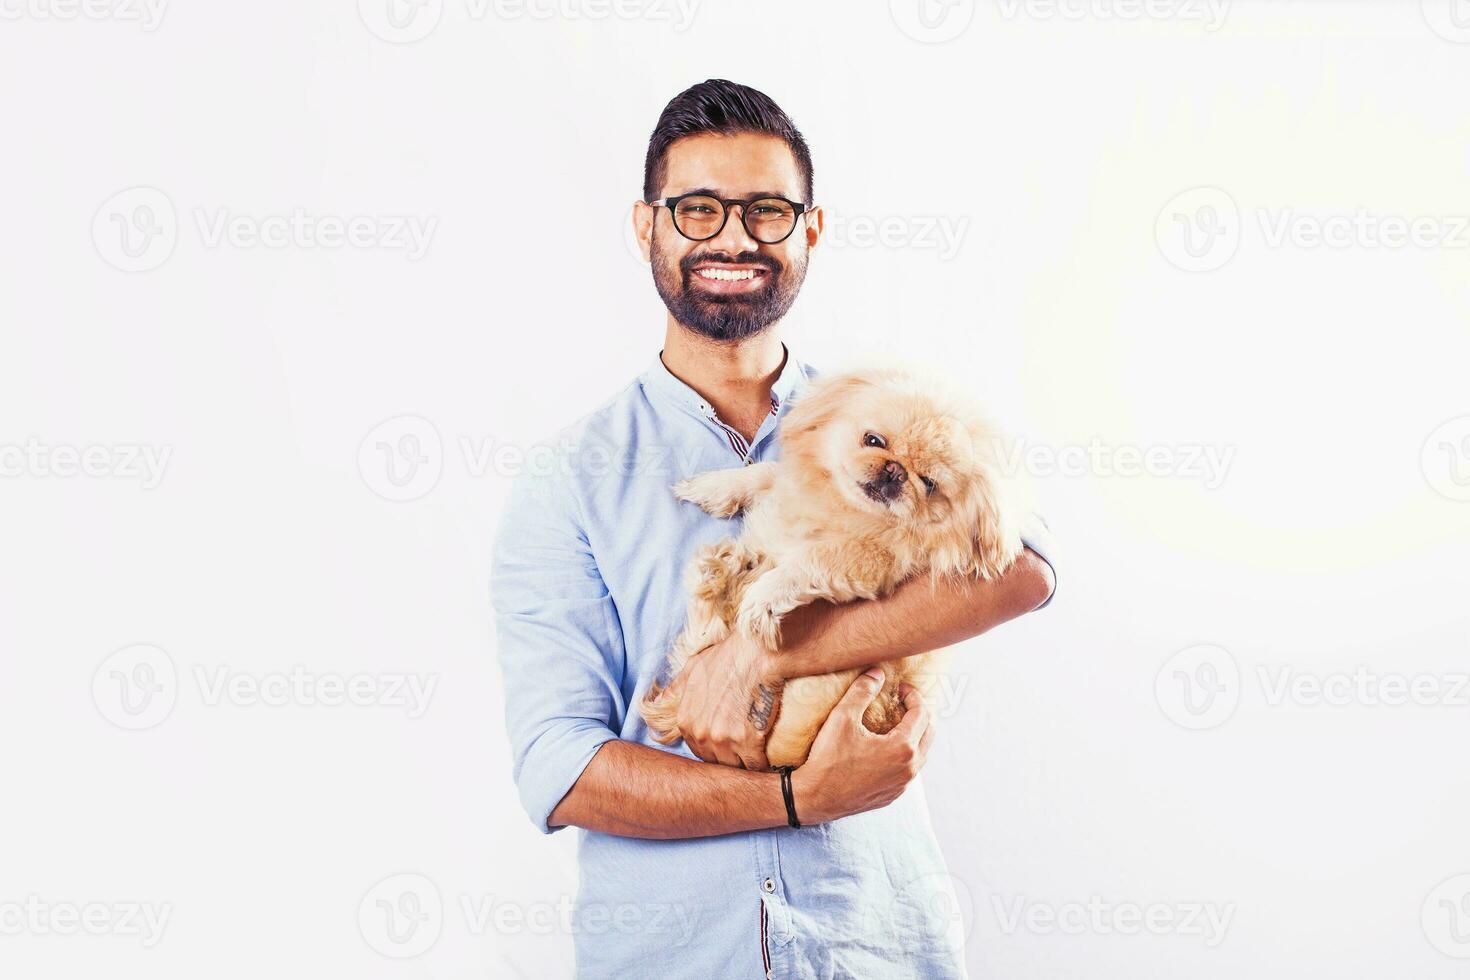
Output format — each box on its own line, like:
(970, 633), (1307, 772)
(667, 187), (799, 201)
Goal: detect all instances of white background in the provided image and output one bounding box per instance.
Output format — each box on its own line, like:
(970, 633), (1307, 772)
(3, 1), (1470, 977)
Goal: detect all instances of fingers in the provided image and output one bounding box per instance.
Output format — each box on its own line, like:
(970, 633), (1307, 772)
(890, 682), (933, 746)
(685, 735), (715, 765)
(738, 747), (771, 772)
(688, 728), (763, 770)
(835, 667), (886, 721)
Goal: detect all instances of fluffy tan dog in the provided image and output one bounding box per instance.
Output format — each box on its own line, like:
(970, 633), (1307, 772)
(640, 366), (1024, 768)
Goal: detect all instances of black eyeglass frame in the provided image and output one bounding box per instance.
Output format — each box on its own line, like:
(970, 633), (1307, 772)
(646, 194), (816, 244)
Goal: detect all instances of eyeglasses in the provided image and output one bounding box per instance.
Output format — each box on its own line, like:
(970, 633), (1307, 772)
(647, 194), (814, 245)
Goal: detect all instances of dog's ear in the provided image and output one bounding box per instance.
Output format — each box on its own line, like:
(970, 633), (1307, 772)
(784, 372), (875, 429)
(956, 418), (1024, 580)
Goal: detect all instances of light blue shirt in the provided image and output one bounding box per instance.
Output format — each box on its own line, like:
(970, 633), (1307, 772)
(491, 348), (1055, 979)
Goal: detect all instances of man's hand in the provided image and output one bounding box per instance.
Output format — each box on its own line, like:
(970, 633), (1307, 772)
(669, 630), (784, 771)
(791, 668), (933, 824)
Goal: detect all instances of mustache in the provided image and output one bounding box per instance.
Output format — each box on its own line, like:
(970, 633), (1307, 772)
(679, 251), (782, 277)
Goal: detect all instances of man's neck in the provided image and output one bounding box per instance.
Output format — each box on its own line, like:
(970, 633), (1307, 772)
(660, 318), (787, 445)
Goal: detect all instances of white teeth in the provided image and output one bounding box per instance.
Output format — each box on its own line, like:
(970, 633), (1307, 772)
(696, 268), (759, 282)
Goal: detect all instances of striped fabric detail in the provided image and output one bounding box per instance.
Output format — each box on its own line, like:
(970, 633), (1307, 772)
(708, 392), (782, 464)
(759, 899), (771, 976)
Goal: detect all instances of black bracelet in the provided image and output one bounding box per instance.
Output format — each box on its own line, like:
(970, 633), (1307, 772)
(776, 766), (800, 828)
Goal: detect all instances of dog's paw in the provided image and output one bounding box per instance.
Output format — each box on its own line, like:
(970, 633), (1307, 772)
(672, 472), (743, 518)
(736, 601), (783, 649)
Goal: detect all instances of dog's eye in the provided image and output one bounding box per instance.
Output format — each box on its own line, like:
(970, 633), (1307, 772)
(920, 475), (937, 495)
(863, 432), (886, 449)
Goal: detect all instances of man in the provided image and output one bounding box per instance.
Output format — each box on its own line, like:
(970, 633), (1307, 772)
(492, 79), (1056, 979)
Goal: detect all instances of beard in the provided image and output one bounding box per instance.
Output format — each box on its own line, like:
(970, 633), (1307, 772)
(650, 229), (807, 343)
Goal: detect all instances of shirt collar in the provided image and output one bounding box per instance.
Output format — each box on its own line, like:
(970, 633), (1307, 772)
(639, 343), (808, 420)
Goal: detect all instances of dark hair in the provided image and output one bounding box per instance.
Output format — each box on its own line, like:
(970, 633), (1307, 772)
(643, 79), (814, 204)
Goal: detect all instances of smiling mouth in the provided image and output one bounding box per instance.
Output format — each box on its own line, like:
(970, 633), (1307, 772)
(689, 265), (771, 294)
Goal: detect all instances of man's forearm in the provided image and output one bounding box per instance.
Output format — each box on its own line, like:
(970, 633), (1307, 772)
(548, 739), (788, 838)
(772, 547), (1055, 680)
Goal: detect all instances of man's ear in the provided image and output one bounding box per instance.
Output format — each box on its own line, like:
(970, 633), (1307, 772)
(632, 200), (654, 263)
(803, 205), (824, 249)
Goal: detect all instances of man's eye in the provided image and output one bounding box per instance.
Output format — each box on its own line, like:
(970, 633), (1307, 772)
(680, 206), (717, 215)
(920, 475), (937, 495)
(863, 432), (886, 449)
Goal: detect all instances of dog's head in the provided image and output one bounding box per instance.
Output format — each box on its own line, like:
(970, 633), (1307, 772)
(780, 366), (1022, 577)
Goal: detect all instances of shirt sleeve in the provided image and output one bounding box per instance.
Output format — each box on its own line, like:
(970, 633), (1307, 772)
(1019, 512), (1058, 610)
(491, 467), (625, 834)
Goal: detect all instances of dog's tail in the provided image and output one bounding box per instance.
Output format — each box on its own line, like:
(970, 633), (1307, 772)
(639, 681), (683, 745)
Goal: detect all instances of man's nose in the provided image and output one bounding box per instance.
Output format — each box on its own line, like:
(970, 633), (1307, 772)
(708, 203), (759, 253)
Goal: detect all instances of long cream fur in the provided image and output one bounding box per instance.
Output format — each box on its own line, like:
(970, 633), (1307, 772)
(640, 366), (1023, 768)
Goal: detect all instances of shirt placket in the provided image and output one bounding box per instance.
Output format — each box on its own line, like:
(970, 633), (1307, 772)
(696, 393), (782, 465)
(753, 829), (794, 977)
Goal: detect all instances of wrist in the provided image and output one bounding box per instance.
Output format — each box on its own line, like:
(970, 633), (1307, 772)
(753, 644), (784, 686)
(788, 765), (831, 825)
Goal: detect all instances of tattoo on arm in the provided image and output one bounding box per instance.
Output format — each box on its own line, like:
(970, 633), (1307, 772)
(747, 683), (777, 731)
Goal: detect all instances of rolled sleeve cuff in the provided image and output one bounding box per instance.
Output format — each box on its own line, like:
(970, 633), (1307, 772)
(517, 723), (620, 835)
(1019, 514), (1058, 610)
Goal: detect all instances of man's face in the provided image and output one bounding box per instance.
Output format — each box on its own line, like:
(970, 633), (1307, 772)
(636, 132), (822, 342)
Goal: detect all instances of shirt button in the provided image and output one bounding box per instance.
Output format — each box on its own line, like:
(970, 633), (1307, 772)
(762, 877), (776, 893)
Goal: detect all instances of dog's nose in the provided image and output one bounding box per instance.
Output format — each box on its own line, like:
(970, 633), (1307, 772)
(881, 460), (907, 485)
